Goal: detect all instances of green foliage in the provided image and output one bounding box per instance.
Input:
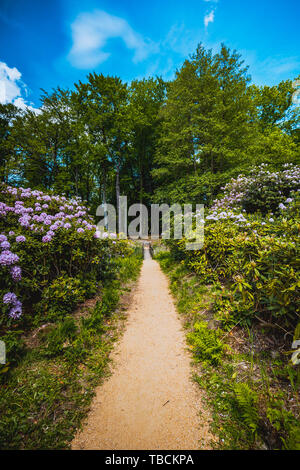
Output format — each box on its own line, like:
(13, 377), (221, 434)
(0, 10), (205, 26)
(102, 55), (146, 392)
(0, 185), (135, 332)
(250, 79), (299, 134)
(165, 196), (299, 331)
(197, 163), (299, 215)
(233, 383), (259, 434)
(0, 246), (142, 449)
(43, 316), (78, 357)
(156, 244), (299, 450)
(266, 396), (300, 450)
(112, 243), (143, 283)
(154, 251), (175, 271)
(0, 330), (24, 374)
(37, 276), (86, 321)
(99, 286), (120, 316)
(153, 46), (298, 205)
(243, 180), (293, 215)
(2, 76), (165, 210)
(1, 45), (298, 210)
(0, 103), (21, 183)
(188, 321), (226, 365)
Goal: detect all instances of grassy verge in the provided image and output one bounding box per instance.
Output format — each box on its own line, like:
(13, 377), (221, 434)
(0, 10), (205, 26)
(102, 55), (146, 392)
(155, 250), (300, 450)
(0, 246), (143, 449)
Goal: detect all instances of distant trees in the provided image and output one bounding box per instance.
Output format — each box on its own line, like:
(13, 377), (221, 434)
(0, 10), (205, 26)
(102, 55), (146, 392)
(1, 75), (165, 213)
(0, 43), (298, 214)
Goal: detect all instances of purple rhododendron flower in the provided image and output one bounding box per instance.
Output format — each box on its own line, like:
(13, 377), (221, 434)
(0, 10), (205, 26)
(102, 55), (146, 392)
(1, 240), (10, 250)
(0, 184), (103, 308)
(9, 301), (22, 319)
(3, 292), (18, 304)
(19, 215), (31, 227)
(0, 250), (19, 265)
(16, 235), (26, 243)
(11, 265), (22, 281)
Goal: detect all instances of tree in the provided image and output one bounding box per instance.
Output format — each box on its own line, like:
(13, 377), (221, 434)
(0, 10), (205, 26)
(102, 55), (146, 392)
(153, 43), (256, 205)
(9, 89), (72, 191)
(0, 103), (21, 183)
(79, 73), (130, 219)
(127, 77), (166, 206)
(250, 78), (300, 133)
(1, 43), (298, 217)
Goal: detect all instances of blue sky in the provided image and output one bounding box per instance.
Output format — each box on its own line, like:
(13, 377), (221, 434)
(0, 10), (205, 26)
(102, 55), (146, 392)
(0, 0), (299, 111)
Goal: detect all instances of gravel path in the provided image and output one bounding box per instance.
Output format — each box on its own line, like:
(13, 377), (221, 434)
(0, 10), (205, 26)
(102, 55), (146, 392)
(72, 248), (211, 450)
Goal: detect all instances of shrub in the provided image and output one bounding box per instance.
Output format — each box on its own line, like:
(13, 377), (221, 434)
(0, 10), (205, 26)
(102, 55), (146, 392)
(212, 163), (300, 215)
(164, 177), (299, 331)
(0, 184), (124, 331)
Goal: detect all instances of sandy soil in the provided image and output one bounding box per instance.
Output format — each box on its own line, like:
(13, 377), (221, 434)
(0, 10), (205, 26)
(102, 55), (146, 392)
(72, 248), (212, 450)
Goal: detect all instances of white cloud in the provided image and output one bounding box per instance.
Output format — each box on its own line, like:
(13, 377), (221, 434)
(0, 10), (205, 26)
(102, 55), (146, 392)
(204, 10), (215, 28)
(137, 23), (221, 81)
(68, 10), (158, 69)
(163, 24), (201, 57)
(238, 50), (300, 85)
(0, 62), (21, 103)
(0, 61), (40, 113)
(261, 57), (300, 76)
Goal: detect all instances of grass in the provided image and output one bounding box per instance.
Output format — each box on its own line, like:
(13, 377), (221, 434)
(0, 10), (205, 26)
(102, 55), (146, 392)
(155, 249), (300, 450)
(0, 249), (143, 450)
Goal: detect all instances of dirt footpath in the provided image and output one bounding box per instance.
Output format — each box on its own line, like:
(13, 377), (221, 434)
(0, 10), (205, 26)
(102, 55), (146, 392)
(72, 251), (212, 450)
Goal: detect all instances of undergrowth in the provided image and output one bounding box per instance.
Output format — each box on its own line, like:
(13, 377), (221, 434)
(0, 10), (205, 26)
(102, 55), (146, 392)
(0, 247), (143, 449)
(155, 250), (300, 450)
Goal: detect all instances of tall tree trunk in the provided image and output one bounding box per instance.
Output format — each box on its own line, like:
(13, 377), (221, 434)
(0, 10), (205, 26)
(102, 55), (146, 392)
(102, 169), (106, 206)
(102, 168), (108, 230)
(139, 157), (143, 204)
(116, 164), (120, 232)
(86, 163), (90, 202)
(75, 167), (79, 196)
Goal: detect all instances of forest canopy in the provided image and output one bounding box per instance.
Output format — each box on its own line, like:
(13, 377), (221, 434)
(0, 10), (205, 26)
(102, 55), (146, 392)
(1, 43), (299, 213)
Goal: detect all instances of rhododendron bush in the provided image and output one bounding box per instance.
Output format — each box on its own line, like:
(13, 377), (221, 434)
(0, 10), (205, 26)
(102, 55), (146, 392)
(212, 164), (300, 215)
(0, 184), (121, 329)
(165, 165), (300, 332)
